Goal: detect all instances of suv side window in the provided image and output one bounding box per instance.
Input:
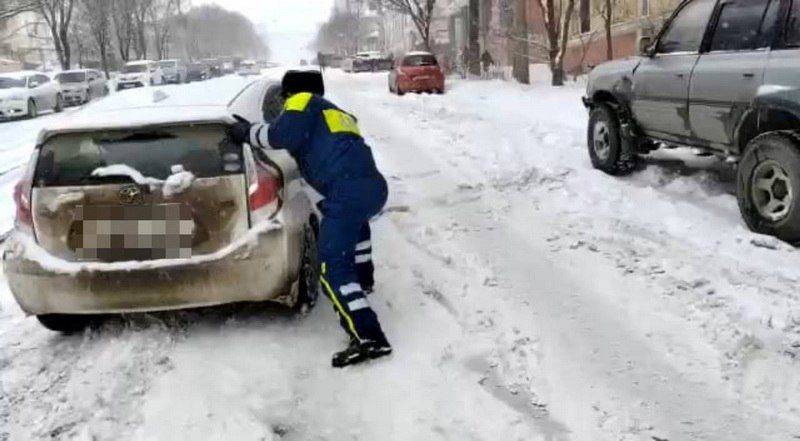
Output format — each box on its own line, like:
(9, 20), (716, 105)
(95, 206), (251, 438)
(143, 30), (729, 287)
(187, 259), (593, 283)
(36, 74), (49, 84)
(657, 0), (718, 53)
(709, 0), (777, 51)
(786, 0), (800, 47)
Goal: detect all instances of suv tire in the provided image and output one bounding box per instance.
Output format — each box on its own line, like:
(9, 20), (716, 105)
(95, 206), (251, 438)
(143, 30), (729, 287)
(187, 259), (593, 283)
(737, 132), (800, 243)
(37, 314), (94, 334)
(587, 104), (635, 175)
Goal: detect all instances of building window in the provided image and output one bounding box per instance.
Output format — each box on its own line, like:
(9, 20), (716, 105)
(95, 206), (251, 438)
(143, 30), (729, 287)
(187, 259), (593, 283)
(642, 0), (650, 16)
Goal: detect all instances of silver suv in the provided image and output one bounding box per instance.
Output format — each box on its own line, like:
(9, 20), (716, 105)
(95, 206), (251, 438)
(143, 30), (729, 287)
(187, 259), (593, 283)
(584, 0), (800, 242)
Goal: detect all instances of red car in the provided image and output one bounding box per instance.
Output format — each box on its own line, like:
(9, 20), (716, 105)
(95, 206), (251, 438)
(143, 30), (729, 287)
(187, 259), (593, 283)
(388, 52), (445, 95)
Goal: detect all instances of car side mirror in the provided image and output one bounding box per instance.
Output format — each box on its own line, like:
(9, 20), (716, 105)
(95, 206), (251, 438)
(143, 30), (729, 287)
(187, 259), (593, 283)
(638, 36), (654, 56)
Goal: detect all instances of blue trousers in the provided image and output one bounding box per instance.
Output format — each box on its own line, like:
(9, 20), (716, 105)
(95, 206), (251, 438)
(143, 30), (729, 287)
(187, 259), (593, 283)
(318, 176), (388, 343)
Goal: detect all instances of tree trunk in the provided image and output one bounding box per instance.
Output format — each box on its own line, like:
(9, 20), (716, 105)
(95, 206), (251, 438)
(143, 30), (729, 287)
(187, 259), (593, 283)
(511, 0), (529, 84)
(553, 0), (576, 86)
(604, 0), (613, 60)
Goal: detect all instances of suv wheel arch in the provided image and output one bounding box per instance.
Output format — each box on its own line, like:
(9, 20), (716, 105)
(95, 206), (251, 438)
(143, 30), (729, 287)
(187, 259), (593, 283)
(736, 107), (800, 155)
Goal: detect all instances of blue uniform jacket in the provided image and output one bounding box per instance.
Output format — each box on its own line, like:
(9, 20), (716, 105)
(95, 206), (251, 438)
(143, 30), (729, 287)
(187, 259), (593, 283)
(249, 92), (381, 196)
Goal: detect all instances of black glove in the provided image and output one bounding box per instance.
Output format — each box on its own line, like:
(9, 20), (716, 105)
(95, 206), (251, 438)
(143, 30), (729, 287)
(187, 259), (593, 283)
(228, 114), (252, 144)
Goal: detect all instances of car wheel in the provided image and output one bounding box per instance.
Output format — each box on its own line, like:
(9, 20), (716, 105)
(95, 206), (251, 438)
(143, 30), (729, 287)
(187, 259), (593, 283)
(435, 88), (444, 94)
(292, 222), (320, 314)
(37, 314), (95, 334)
(26, 99), (37, 119)
(396, 83), (405, 96)
(587, 103), (635, 176)
(737, 131), (800, 243)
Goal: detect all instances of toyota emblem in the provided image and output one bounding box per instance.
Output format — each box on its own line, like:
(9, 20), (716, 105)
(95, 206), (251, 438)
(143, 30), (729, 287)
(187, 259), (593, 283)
(119, 185), (145, 205)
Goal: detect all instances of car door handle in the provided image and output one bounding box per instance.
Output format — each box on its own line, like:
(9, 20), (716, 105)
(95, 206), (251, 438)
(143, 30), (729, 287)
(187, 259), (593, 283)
(675, 73), (685, 78)
(742, 72), (755, 78)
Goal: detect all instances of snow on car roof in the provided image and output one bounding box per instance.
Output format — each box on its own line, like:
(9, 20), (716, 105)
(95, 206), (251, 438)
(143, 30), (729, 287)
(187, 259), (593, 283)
(38, 105), (233, 142)
(0, 70), (40, 79)
(126, 60), (155, 65)
(404, 51), (434, 57)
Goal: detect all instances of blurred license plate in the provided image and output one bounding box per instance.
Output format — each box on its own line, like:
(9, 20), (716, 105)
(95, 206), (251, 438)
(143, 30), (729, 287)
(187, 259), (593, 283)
(73, 204), (195, 261)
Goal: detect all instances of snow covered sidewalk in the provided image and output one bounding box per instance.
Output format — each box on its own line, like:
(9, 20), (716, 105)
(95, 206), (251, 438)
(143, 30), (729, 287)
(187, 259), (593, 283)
(1, 70), (799, 440)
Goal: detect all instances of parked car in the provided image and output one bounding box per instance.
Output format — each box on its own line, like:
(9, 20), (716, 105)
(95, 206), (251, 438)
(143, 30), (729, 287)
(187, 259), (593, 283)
(3, 80), (320, 332)
(201, 59), (223, 78)
(116, 60), (164, 90)
(0, 71), (62, 120)
(237, 59), (260, 76)
(343, 51), (392, 73)
(55, 69), (108, 106)
(388, 52), (445, 95)
(584, 0), (800, 242)
(158, 59), (187, 84)
(185, 63), (210, 82)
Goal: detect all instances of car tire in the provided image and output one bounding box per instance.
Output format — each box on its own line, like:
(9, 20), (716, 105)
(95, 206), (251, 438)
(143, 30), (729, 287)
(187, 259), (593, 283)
(737, 131), (800, 244)
(587, 103), (635, 176)
(37, 314), (95, 334)
(435, 88), (444, 94)
(396, 84), (405, 96)
(26, 99), (37, 119)
(292, 222), (320, 314)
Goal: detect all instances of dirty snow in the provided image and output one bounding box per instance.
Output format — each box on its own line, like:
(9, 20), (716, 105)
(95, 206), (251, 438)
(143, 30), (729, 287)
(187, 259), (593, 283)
(91, 164), (163, 188)
(162, 165), (195, 198)
(1, 70), (799, 441)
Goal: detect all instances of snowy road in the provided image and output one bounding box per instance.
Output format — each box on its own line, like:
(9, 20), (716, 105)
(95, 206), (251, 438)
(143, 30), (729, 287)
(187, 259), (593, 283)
(2, 71), (800, 440)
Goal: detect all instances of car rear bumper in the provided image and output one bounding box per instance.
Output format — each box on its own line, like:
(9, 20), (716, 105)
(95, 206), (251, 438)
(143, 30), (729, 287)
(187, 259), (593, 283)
(398, 77), (444, 92)
(117, 81), (145, 90)
(62, 92), (86, 105)
(2, 223), (300, 315)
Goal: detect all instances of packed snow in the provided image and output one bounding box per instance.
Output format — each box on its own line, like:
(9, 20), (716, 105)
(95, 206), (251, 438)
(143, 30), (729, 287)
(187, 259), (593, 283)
(1, 69), (799, 441)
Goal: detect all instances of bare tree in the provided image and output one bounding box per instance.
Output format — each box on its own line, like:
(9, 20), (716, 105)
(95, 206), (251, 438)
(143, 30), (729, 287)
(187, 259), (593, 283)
(0, 0), (38, 20)
(36, 0), (76, 69)
(510, 0), (529, 84)
(79, 0), (112, 74)
(593, 0), (619, 60)
(111, 0), (136, 62)
(379, 0), (436, 51)
(132, 0), (153, 59)
(532, 0), (577, 86)
(150, 0), (179, 59)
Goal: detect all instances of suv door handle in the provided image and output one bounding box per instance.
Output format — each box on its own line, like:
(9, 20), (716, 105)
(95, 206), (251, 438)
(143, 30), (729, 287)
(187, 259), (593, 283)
(742, 72), (755, 78)
(675, 73), (685, 78)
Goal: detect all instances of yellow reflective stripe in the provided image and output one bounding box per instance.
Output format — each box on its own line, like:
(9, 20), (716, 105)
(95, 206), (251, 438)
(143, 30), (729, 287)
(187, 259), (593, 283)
(323, 109), (361, 136)
(320, 265), (361, 341)
(284, 92), (313, 111)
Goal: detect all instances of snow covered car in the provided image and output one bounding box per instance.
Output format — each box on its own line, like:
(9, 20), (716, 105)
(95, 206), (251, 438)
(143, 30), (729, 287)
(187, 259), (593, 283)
(158, 59), (187, 84)
(237, 60), (260, 76)
(116, 60), (164, 90)
(55, 69), (108, 106)
(0, 71), (63, 120)
(389, 52), (445, 95)
(3, 84), (320, 332)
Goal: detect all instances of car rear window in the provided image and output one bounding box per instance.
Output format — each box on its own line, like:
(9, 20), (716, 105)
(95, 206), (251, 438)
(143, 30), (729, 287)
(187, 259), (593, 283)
(34, 125), (243, 187)
(786, 0), (800, 47)
(159, 61), (177, 68)
(56, 72), (87, 83)
(403, 55), (438, 67)
(122, 64), (148, 73)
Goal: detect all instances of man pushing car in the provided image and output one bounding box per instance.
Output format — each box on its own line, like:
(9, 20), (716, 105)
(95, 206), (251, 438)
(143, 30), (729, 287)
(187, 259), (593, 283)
(230, 70), (392, 368)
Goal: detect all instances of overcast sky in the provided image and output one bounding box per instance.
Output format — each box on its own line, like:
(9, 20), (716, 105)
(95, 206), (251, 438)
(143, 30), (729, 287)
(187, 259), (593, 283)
(195, 0), (335, 62)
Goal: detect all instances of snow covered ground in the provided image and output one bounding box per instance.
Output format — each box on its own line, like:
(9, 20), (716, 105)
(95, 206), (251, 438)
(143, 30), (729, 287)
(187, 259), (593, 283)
(1, 69), (799, 440)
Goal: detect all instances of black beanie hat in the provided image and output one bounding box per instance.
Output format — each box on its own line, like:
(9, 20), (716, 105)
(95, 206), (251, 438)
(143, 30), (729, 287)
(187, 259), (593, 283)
(281, 70), (325, 98)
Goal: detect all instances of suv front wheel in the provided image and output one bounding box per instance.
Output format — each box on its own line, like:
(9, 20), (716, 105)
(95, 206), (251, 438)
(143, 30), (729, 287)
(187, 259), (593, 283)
(737, 132), (800, 243)
(587, 104), (635, 175)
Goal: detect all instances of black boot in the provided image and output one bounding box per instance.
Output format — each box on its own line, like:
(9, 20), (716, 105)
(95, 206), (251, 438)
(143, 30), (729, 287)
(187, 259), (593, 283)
(332, 338), (392, 368)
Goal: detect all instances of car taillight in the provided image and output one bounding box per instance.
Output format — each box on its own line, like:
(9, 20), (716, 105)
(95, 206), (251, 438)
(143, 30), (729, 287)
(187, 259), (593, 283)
(13, 177), (33, 235)
(248, 165), (281, 217)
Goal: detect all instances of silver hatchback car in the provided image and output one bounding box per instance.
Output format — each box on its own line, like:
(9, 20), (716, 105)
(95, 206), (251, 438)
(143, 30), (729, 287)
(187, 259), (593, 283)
(3, 80), (320, 332)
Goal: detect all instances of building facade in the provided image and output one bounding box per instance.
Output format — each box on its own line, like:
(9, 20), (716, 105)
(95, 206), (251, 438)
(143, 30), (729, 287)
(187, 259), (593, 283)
(0, 11), (57, 71)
